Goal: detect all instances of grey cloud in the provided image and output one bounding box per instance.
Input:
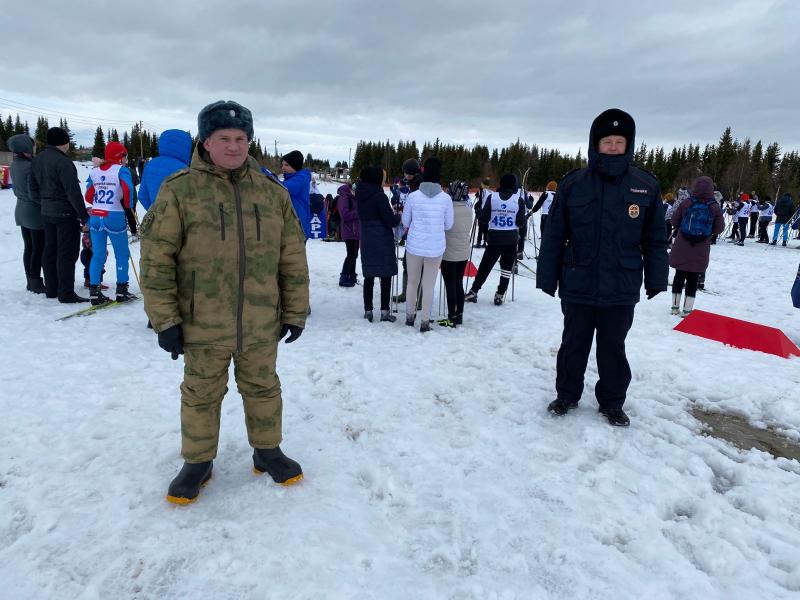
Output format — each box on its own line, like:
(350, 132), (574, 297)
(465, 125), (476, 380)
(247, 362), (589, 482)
(2, 0), (798, 162)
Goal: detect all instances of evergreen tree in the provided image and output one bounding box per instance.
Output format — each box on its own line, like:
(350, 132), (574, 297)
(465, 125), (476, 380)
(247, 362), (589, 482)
(92, 126), (106, 158)
(34, 116), (49, 151)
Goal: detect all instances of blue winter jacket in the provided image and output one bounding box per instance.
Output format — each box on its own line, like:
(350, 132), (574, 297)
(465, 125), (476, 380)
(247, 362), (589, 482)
(282, 168), (312, 239)
(138, 129), (192, 210)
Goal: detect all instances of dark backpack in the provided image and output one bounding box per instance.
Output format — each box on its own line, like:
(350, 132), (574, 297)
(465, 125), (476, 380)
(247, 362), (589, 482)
(679, 198), (715, 243)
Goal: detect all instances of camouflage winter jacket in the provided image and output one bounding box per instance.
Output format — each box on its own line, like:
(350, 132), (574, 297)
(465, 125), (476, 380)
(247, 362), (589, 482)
(139, 147), (309, 351)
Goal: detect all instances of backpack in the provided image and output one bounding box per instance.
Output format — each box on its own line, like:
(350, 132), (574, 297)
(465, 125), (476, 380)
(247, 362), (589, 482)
(679, 198), (715, 243)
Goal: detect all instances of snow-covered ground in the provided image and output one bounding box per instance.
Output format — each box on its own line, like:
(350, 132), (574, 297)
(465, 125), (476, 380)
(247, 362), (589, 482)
(1, 170), (800, 599)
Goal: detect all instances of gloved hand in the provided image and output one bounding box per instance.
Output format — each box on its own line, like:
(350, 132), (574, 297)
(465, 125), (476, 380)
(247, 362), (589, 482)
(646, 289), (662, 300)
(541, 288), (556, 297)
(157, 325), (184, 359)
(280, 324), (303, 344)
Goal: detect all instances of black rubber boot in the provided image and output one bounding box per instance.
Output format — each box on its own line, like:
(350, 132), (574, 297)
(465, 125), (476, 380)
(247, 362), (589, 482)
(90, 285), (112, 306)
(116, 282), (138, 302)
(548, 398), (579, 416)
(166, 461), (213, 505)
(599, 407), (630, 427)
(27, 276), (46, 294)
(59, 292), (90, 304)
(253, 447), (303, 485)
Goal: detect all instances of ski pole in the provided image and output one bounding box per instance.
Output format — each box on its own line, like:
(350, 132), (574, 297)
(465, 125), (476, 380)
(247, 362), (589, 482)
(129, 253), (141, 288)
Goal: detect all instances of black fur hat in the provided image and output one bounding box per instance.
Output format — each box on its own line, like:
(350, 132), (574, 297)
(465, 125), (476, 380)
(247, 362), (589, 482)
(359, 166), (383, 185)
(197, 100), (254, 141)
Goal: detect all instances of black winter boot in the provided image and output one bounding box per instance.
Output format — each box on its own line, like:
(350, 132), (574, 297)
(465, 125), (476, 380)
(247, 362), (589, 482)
(59, 292), (90, 304)
(380, 310), (396, 322)
(89, 285), (112, 306)
(116, 282), (138, 302)
(166, 461), (213, 505)
(548, 398), (579, 416)
(253, 447), (303, 485)
(27, 276), (46, 294)
(599, 407), (630, 427)
(364, 310), (374, 322)
(465, 290), (478, 303)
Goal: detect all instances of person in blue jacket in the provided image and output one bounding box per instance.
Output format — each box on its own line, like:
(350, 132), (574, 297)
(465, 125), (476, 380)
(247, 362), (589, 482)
(536, 108), (668, 427)
(137, 129), (192, 211)
(281, 150), (312, 239)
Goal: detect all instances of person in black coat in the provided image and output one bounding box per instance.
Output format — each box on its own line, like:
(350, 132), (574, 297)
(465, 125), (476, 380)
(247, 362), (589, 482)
(29, 127), (90, 303)
(357, 166), (401, 322)
(536, 108), (668, 427)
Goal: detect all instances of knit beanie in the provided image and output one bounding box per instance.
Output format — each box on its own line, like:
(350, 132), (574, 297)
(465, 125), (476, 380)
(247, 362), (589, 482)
(422, 157), (442, 183)
(104, 141), (128, 163)
(499, 173), (518, 191)
(46, 127), (70, 146)
(197, 100), (254, 141)
(282, 150), (304, 172)
(359, 166), (383, 186)
(402, 158), (421, 175)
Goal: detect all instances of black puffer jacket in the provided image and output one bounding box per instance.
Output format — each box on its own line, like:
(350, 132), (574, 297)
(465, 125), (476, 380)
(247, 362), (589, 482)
(29, 146), (88, 222)
(357, 183), (401, 278)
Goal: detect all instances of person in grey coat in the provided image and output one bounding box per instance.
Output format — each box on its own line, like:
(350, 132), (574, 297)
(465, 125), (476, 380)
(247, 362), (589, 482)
(439, 180), (472, 327)
(8, 134), (46, 293)
(357, 166), (401, 322)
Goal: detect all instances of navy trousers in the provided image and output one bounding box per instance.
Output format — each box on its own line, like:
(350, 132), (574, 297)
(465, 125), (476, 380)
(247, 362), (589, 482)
(555, 301), (635, 410)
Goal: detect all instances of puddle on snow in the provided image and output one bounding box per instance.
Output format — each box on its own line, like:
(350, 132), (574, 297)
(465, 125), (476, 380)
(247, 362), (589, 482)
(691, 407), (800, 462)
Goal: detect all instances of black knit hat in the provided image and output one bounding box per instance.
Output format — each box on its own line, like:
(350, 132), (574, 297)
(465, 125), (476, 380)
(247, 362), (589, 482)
(499, 173), (518, 191)
(590, 108), (635, 151)
(282, 150), (304, 172)
(422, 157), (442, 183)
(402, 158), (421, 175)
(360, 166), (383, 185)
(197, 100), (254, 141)
(46, 127), (70, 146)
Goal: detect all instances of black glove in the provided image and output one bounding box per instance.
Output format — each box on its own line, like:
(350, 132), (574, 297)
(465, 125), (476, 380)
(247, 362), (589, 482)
(280, 324), (303, 344)
(157, 325), (184, 359)
(646, 289), (662, 300)
(541, 288), (556, 297)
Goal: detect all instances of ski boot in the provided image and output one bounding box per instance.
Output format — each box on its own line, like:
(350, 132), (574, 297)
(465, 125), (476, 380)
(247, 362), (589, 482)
(166, 461), (213, 505)
(548, 398), (578, 416)
(116, 282), (138, 303)
(494, 292), (505, 306)
(769, 240), (777, 246)
(782, 240), (788, 247)
(253, 447), (303, 485)
(599, 407), (630, 427)
(465, 290), (478, 303)
(380, 310), (396, 323)
(89, 285), (112, 306)
(364, 310), (374, 322)
(84, 279), (108, 290)
(437, 318), (455, 328)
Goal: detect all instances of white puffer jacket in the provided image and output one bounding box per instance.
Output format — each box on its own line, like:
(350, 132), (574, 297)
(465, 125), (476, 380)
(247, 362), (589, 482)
(443, 201), (473, 261)
(402, 183), (454, 257)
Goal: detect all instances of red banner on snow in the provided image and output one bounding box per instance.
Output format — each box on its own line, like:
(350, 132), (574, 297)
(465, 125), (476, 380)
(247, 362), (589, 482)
(674, 310), (800, 359)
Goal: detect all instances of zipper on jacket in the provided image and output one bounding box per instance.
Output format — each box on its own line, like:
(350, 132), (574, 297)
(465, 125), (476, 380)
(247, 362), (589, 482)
(190, 270), (196, 324)
(218, 203), (226, 240)
(232, 174), (246, 353)
(254, 204), (261, 241)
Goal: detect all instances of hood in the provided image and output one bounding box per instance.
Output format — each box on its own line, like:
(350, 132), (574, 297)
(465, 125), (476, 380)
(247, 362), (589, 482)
(355, 182), (383, 201)
(419, 182), (441, 198)
(158, 129), (192, 164)
(587, 108), (636, 177)
(8, 134), (33, 155)
(284, 168), (310, 182)
(337, 184), (354, 201)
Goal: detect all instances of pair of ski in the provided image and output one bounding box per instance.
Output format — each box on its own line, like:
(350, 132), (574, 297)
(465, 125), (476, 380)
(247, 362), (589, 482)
(56, 298), (139, 321)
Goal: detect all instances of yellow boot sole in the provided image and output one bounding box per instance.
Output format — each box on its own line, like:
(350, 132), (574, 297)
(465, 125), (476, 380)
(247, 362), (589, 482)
(252, 468), (304, 486)
(165, 476), (211, 505)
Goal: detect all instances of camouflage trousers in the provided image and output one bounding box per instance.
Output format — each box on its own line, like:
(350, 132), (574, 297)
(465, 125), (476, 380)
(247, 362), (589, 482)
(180, 343), (283, 463)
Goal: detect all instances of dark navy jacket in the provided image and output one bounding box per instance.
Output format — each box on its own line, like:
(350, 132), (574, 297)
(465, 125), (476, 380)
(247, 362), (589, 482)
(357, 183), (401, 278)
(537, 127), (668, 306)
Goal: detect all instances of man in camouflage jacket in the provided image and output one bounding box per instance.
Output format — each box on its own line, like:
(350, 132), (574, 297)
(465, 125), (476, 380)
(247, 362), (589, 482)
(140, 100), (310, 504)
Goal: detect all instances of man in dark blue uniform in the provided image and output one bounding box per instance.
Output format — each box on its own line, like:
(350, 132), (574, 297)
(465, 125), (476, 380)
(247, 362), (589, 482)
(536, 109), (668, 426)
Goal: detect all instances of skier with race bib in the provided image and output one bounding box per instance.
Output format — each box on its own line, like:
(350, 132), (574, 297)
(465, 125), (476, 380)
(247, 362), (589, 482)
(464, 173), (526, 306)
(84, 141), (137, 306)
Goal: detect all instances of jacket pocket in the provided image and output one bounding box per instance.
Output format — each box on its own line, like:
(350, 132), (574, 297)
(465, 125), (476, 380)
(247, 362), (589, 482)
(254, 204), (261, 241)
(190, 270), (196, 324)
(617, 254), (644, 295)
(218, 203), (226, 240)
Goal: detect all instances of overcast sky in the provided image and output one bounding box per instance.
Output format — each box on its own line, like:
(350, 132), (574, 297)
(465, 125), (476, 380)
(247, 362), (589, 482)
(2, 0), (798, 163)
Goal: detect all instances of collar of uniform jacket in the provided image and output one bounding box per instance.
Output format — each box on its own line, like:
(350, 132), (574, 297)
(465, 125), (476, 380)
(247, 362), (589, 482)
(191, 145), (253, 182)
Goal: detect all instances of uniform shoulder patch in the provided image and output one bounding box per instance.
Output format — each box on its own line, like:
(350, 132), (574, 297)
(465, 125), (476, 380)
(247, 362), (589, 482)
(162, 167), (190, 185)
(139, 209), (157, 236)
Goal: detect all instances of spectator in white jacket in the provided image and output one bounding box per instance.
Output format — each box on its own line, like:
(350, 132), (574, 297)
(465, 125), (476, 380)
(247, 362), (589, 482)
(401, 157), (453, 332)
